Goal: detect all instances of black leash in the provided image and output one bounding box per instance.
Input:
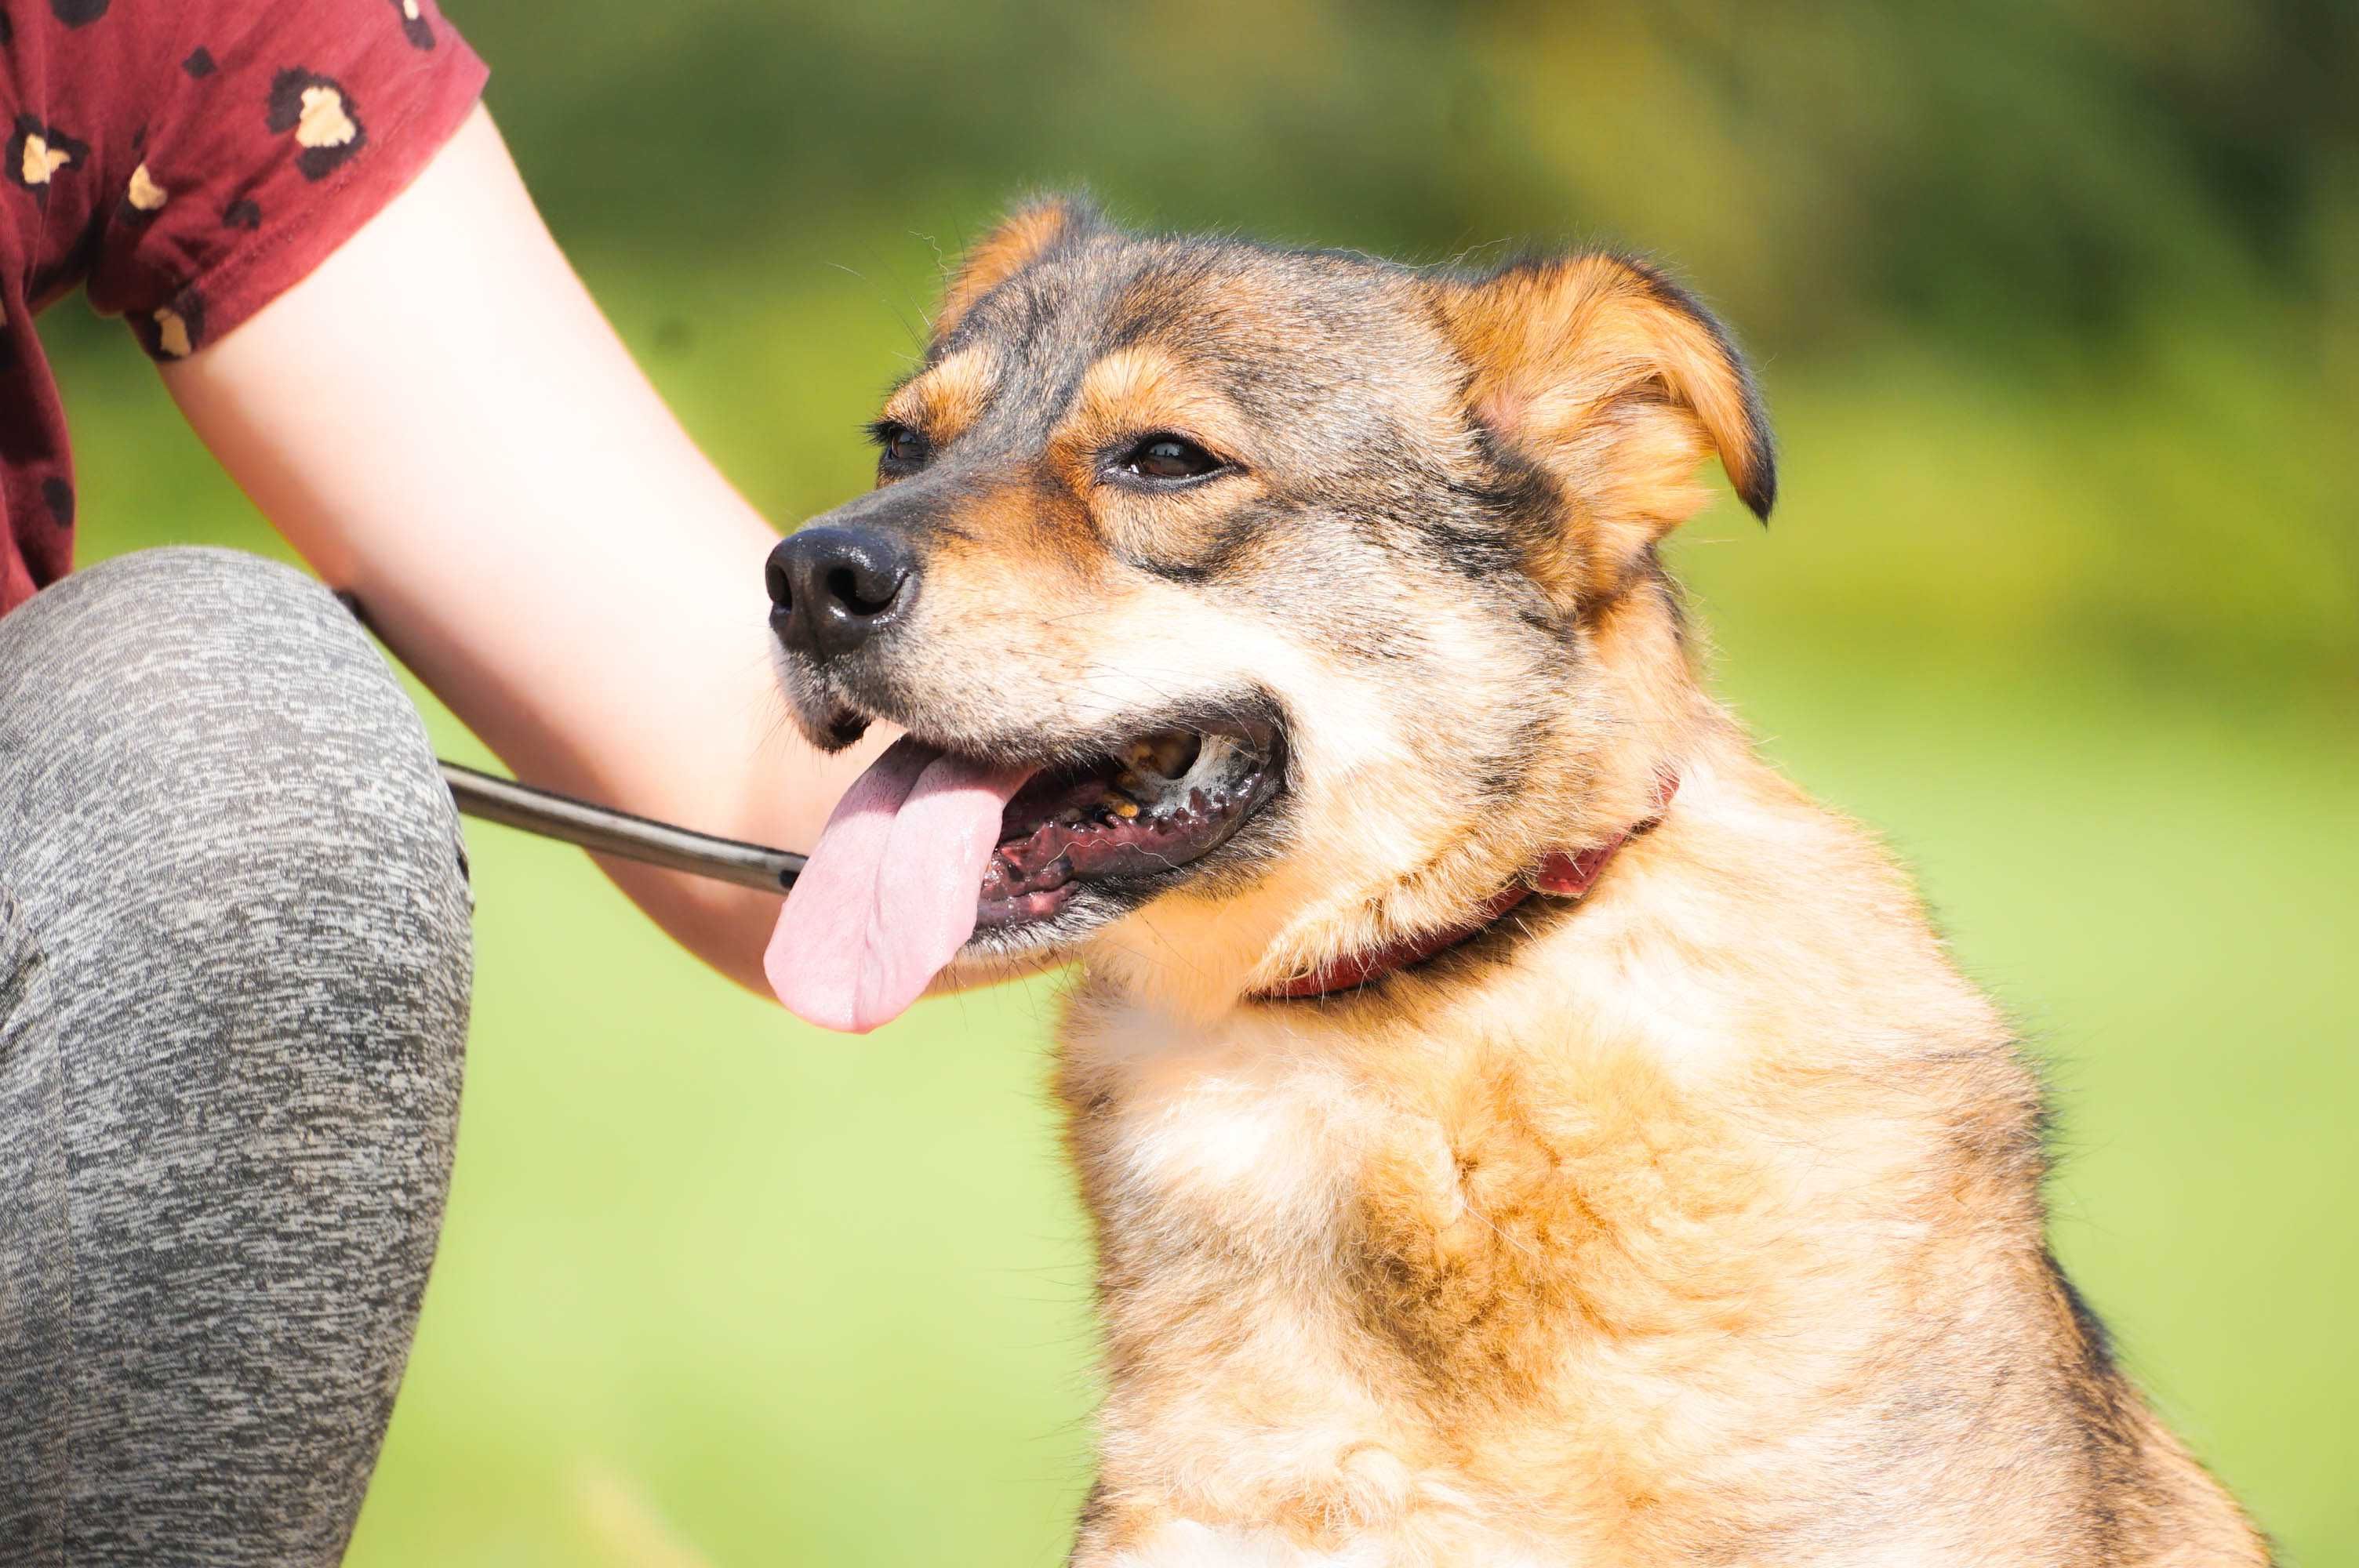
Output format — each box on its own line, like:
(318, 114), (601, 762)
(333, 593), (805, 895)
(440, 760), (804, 895)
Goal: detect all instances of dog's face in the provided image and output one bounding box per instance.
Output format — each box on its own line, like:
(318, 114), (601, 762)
(769, 201), (1772, 1011)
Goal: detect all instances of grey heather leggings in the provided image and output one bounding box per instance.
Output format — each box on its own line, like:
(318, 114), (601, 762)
(0, 548), (473, 1564)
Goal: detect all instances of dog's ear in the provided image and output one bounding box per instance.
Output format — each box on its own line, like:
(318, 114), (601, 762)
(936, 195), (1100, 338)
(1430, 252), (1774, 590)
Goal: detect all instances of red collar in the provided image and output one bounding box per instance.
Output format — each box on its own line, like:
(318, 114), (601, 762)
(1254, 774), (1677, 1002)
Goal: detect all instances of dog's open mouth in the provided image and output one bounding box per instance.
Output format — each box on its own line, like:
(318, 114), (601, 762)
(764, 713), (1283, 1033)
(978, 724), (1281, 930)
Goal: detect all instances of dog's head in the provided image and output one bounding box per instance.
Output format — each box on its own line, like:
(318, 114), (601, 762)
(767, 199), (1771, 1023)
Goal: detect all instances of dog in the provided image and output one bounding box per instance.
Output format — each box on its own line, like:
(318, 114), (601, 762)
(761, 198), (2265, 1565)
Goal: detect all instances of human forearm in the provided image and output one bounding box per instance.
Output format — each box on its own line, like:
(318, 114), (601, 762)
(162, 106), (881, 990)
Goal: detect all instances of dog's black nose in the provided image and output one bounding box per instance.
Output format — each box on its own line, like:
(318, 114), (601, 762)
(766, 527), (916, 661)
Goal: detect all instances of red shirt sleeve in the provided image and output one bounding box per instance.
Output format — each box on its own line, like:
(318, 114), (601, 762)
(72, 0), (489, 361)
(0, 0), (486, 614)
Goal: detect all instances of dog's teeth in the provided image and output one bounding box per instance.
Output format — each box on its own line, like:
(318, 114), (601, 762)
(1115, 770), (1143, 792)
(1129, 730), (1203, 780)
(1108, 798), (1140, 819)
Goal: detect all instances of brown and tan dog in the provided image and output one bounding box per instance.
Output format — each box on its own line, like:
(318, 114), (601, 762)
(761, 200), (2265, 1564)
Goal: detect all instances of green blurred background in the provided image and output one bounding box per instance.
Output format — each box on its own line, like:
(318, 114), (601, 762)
(45, 0), (2356, 1559)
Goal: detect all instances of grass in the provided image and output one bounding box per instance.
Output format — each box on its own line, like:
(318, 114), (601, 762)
(45, 249), (2357, 1562)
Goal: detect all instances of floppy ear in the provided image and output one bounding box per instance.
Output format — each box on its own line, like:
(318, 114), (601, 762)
(936, 194), (1100, 339)
(1430, 253), (1775, 594)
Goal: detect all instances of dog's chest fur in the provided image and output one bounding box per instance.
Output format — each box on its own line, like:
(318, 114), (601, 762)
(1056, 1004), (1464, 1559)
(1050, 939), (1899, 1565)
(1048, 781), (2262, 1566)
(1067, 1009), (1369, 1267)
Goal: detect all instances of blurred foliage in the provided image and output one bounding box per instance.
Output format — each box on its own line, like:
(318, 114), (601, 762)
(472, 0), (2359, 339)
(38, 0), (2359, 1562)
(445, 0), (2359, 689)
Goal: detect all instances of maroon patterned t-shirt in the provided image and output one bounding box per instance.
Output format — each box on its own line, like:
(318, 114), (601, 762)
(0, 0), (487, 615)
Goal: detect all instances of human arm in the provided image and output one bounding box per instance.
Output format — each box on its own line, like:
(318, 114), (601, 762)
(161, 103), (886, 993)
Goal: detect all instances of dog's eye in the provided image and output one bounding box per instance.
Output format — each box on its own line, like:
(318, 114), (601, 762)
(1117, 435), (1223, 484)
(871, 420), (930, 474)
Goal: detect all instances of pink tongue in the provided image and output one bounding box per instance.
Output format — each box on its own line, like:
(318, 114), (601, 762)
(765, 735), (1033, 1033)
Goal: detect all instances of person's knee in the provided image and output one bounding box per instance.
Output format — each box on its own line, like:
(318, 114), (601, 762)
(0, 546), (471, 1084)
(0, 550), (472, 1563)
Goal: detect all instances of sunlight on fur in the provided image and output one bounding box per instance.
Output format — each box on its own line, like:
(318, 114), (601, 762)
(761, 197), (2266, 1564)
